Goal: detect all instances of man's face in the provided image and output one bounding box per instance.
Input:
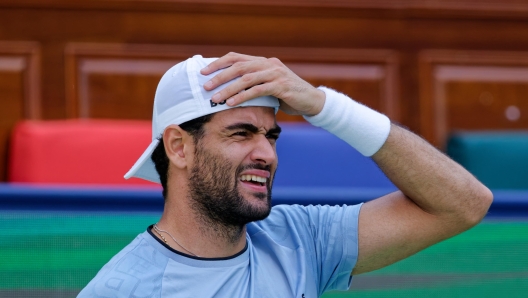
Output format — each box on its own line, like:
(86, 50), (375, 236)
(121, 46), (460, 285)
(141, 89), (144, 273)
(187, 107), (281, 227)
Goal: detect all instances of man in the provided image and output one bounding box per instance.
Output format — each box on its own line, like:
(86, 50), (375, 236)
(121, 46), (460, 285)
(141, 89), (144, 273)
(78, 53), (492, 297)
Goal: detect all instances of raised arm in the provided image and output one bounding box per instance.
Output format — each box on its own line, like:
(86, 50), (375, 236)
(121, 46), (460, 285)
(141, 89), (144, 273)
(202, 52), (493, 274)
(352, 124), (492, 274)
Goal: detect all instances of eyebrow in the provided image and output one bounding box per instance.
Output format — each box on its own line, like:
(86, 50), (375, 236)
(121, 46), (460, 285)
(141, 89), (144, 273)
(224, 123), (282, 136)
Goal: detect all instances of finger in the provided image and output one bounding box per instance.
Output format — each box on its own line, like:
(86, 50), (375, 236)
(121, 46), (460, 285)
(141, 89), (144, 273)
(211, 68), (276, 104)
(205, 59), (267, 92)
(226, 82), (275, 107)
(200, 52), (262, 75)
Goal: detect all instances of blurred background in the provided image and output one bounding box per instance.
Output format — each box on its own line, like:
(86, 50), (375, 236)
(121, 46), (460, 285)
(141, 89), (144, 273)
(1, 0), (528, 297)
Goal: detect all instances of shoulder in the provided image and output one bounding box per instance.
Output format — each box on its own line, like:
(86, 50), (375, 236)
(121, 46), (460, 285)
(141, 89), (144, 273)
(261, 204), (362, 226)
(77, 232), (169, 298)
(253, 205), (311, 231)
(247, 204), (362, 247)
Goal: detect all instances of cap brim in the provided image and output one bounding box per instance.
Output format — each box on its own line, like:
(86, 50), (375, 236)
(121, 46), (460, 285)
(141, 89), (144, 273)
(124, 139), (161, 183)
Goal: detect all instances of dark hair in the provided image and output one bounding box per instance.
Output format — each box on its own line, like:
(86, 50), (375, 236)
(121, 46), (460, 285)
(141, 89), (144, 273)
(151, 114), (214, 199)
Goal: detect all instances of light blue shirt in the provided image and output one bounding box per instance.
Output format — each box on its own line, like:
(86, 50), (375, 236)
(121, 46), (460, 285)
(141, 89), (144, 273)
(78, 204), (362, 297)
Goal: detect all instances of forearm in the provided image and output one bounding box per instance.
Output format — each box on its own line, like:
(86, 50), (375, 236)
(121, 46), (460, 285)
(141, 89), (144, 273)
(373, 124), (492, 225)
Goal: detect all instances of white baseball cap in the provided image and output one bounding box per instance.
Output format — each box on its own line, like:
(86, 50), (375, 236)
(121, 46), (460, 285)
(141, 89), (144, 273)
(124, 55), (280, 183)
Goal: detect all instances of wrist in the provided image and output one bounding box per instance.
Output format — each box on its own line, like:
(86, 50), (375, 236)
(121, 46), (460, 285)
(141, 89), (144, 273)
(305, 88), (326, 116)
(303, 86), (391, 157)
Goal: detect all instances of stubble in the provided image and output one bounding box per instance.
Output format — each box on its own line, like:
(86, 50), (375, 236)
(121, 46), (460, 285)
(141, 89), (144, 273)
(187, 143), (274, 244)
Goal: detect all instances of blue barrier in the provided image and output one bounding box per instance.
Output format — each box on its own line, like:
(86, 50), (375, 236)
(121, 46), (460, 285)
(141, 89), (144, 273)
(274, 123), (395, 189)
(0, 183), (526, 217)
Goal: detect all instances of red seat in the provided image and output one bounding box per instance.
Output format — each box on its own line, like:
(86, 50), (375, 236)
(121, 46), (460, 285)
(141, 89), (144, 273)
(8, 120), (159, 187)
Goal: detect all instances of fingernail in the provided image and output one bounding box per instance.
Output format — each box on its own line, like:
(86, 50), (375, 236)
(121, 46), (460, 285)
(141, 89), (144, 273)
(227, 98), (235, 106)
(201, 66), (209, 73)
(204, 81), (212, 89)
(212, 93), (220, 102)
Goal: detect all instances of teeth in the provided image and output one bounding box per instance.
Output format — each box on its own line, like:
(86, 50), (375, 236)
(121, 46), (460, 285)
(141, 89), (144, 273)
(240, 174), (267, 184)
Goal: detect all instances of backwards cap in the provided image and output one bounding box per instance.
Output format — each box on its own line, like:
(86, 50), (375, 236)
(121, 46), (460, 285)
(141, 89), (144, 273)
(124, 55), (280, 183)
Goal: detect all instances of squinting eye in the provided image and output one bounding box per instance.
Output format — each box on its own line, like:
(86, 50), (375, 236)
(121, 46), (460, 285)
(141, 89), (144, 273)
(267, 135), (279, 145)
(233, 131), (248, 137)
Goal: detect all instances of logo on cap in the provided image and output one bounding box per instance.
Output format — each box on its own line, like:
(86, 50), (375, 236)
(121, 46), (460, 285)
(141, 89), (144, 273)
(210, 100), (227, 107)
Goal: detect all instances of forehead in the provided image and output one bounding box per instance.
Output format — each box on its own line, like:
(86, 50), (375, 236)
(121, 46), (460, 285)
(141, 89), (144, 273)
(208, 106), (277, 129)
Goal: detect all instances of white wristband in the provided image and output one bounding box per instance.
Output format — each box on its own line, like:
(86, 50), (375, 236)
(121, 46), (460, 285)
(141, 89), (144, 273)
(303, 86), (391, 157)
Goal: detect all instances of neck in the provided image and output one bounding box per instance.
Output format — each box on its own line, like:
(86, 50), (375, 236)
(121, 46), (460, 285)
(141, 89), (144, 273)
(195, 210), (246, 246)
(155, 192), (247, 258)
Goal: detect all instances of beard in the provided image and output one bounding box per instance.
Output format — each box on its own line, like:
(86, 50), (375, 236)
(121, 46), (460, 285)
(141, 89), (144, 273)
(187, 143), (274, 230)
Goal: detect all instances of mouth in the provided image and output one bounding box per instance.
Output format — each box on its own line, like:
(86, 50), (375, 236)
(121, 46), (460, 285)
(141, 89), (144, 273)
(237, 166), (272, 195)
(240, 174), (267, 187)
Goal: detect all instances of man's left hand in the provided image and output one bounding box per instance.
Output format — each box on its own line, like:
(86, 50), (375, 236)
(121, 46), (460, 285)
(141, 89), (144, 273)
(201, 52), (325, 116)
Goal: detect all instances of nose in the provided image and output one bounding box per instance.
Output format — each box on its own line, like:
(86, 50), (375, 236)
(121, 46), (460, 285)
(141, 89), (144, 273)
(250, 135), (277, 166)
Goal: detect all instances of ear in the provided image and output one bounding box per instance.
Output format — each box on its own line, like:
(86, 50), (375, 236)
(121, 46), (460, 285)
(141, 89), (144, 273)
(163, 125), (191, 170)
